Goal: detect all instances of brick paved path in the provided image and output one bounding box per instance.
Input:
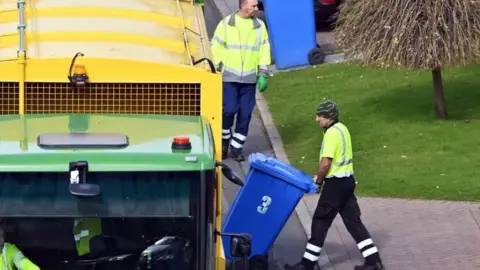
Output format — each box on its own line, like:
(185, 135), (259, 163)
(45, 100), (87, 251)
(302, 196), (480, 270)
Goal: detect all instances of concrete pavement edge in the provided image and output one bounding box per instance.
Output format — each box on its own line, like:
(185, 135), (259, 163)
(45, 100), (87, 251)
(255, 93), (333, 269)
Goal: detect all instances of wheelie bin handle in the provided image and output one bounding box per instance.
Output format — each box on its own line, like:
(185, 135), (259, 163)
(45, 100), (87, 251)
(215, 161), (244, 186)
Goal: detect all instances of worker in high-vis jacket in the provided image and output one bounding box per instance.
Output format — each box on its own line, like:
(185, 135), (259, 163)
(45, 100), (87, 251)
(211, 0), (271, 162)
(73, 218), (102, 257)
(0, 224), (40, 270)
(285, 100), (384, 270)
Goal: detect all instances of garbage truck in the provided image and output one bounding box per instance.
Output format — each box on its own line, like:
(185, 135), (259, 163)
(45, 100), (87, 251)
(0, 0), (252, 269)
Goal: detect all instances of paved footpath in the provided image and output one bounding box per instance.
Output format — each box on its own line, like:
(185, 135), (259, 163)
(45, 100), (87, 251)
(303, 196), (480, 270)
(207, 1), (480, 269)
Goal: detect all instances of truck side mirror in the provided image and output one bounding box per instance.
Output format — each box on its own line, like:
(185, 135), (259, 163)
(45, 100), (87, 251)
(216, 232), (252, 258)
(217, 232), (252, 270)
(230, 234), (252, 258)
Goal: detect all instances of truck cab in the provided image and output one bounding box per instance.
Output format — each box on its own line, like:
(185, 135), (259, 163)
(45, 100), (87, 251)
(0, 114), (247, 269)
(0, 0), (248, 268)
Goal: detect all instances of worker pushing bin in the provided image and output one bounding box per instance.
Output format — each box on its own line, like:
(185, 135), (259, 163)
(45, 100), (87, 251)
(222, 152), (318, 264)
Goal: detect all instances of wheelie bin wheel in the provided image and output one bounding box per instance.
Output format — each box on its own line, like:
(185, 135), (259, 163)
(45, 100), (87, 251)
(249, 255), (268, 270)
(308, 47), (325, 65)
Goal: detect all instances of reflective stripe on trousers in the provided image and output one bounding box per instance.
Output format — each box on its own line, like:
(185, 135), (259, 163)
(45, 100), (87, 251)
(357, 238), (379, 258)
(223, 129), (247, 149)
(222, 129), (231, 140)
(230, 133), (247, 149)
(303, 243), (321, 262)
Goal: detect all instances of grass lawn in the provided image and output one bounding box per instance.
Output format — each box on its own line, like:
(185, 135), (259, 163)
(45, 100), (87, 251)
(264, 63), (480, 201)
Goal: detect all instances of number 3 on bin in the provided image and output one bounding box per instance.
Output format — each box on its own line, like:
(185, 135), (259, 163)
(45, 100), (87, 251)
(257, 195), (272, 214)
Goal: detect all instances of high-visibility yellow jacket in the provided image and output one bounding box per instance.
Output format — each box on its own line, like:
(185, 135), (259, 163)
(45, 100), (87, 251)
(320, 122), (354, 178)
(0, 243), (40, 270)
(73, 218), (102, 256)
(211, 12), (271, 84)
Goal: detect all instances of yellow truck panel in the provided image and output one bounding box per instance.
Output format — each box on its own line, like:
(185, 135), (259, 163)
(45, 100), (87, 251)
(0, 1), (227, 268)
(0, 0), (211, 66)
(0, 0), (222, 154)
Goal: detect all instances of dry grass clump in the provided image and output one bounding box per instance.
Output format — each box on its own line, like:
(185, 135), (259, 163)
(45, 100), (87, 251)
(334, 0), (480, 70)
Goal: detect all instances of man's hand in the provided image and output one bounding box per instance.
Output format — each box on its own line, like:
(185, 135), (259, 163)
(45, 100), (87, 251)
(318, 158), (332, 179)
(312, 175), (322, 194)
(313, 174), (324, 186)
(257, 76), (268, 92)
(314, 157), (331, 188)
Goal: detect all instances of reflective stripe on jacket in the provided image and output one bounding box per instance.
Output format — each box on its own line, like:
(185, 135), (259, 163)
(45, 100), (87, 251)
(319, 122), (354, 178)
(1, 243), (40, 270)
(211, 12), (271, 84)
(73, 218), (102, 256)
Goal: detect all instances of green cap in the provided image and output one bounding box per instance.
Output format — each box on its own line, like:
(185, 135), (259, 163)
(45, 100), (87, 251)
(316, 100), (339, 120)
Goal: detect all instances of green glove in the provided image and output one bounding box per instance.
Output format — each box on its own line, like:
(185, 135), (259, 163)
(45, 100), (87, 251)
(257, 76), (268, 93)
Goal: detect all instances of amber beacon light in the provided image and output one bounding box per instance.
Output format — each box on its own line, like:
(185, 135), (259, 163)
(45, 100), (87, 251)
(68, 52), (89, 88)
(172, 136), (192, 150)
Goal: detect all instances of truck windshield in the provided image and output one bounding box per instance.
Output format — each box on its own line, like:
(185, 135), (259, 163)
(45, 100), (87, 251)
(0, 171), (201, 270)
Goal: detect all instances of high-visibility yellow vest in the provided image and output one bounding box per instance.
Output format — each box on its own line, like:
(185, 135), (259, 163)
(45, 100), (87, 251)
(319, 122), (354, 178)
(73, 218), (102, 256)
(0, 243), (40, 270)
(211, 12), (271, 84)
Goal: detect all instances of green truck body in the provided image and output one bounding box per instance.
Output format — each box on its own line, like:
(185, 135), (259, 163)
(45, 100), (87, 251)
(0, 114), (216, 171)
(0, 113), (220, 270)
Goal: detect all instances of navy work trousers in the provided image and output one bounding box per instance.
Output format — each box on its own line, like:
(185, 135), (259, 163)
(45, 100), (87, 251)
(222, 82), (256, 151)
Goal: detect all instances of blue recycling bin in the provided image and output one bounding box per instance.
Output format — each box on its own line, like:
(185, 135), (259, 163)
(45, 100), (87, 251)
(263, 0), (318, 69)
(222, 152), (317, 260)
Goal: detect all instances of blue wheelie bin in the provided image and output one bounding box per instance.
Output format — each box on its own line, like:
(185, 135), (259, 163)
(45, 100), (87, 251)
(222, 152), (318, 260)
(263, 0), (321, 69)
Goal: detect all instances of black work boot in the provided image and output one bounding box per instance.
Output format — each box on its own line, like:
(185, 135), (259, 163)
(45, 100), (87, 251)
(284, 262), (315, 270)
(222, 140), (230, 160)
(354, 262), (385, 270)
(230, 148), (245, 162)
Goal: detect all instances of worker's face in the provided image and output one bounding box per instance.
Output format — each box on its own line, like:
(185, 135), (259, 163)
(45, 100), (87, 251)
(316, 115), (332, 128)
(240, 0), (259, 18)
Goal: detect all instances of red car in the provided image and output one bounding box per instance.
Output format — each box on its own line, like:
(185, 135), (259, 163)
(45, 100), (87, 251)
(314, 0), (342, 28)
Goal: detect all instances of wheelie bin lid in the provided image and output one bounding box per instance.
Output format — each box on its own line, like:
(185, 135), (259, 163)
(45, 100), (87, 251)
(248, 152), (317, 194)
